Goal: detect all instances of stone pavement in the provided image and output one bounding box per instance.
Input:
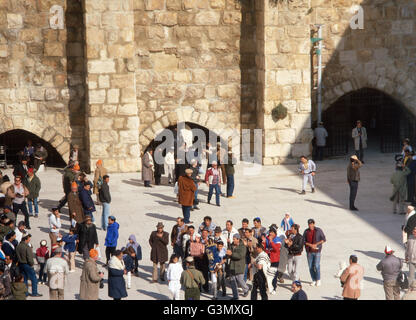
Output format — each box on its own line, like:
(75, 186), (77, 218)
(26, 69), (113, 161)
(8, 151), (408, 300)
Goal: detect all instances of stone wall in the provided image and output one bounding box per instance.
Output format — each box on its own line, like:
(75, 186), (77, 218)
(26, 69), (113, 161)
(133, 0), (255, 151)
(312, 0), (416, 118)
(84, 0), (140, 172)
(0, 0), (86, 165)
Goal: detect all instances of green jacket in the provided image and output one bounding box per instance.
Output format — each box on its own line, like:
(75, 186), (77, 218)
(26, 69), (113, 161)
(180, 266), (205, 289)
(229, 240), (247, 275)
(24, 175), (41, 199)
(16, 242), (34, 266)
(224, 155), (236, 176)
(0, 224), (13, 242)
(11, 282), (27, 300)
(390, 167), (411, 201)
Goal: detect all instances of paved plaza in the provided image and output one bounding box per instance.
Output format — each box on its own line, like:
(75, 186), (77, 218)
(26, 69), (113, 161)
(10, 151), (407, 300)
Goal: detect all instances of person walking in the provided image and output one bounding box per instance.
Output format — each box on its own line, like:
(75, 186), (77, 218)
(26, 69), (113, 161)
(49, 208), (61, 246)
(142, 149), (154, 187)
(298, 156), (316, 195)
(99, 175), (111, 231)
(93, 159), (107, 204)
(154, 147), (165, 186)
(376, 245), (402, 300)
(251, 243), (270, 300)
(35, 239), (49, 285)
(24, 168), (41, 218)
(62, 227), (78, 272)
(165, 147), (175, 184)
(11, 176), (30, 229)
(314, 122), (328, 161)
(108, 250), (128, 300)
(352, 120), (367, 163)
(178, 169), (197, 224)
(227, 233), (249, 300)
(79, 181), (96, 222)
(15, 234), (42, 297)
(67, 181), (85, 227)
(390, 162), (411, 215)
(104, 216), (119, 266)
(149, 222), (169, 283)
(45, 247), (69, 300)
(79, 248), (104, 300)
(189, 159), (201, 210)
(290, 280), (308, 300)
(340, 255), (364, 300)
(180, 256), (205, 300)
(205, 161), (223, 206)
(303, 219), (326, 287)
(171, 217), (187, 262)
(347, 155), (362, 211)
(166, 254), (183, 300)
(284, 224), (303, 281)
(76, 216), (99, 261)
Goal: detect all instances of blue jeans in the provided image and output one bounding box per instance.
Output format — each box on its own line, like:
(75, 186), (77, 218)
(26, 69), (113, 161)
(182, 205), (191, 223)
(193, 182), (199, 208)
(226, 175), (234, 197)
(101, 202), (110, 230)
(307, 252), (321, 281)
(28, 198), (39, 215)
(208, 184), (220, 205)
(20, 263), (38, 295)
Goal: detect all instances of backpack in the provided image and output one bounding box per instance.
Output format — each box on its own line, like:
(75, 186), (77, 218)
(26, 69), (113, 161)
(397, 271), (409, 290)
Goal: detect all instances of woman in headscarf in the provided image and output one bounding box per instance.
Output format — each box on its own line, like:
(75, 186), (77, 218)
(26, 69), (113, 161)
(126, 234), (142, 276)
(108, 250), (128, 300)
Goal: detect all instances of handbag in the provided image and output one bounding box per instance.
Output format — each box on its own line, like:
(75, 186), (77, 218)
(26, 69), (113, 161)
(397, 271), (409, 290)
(99, 278), (104, 289)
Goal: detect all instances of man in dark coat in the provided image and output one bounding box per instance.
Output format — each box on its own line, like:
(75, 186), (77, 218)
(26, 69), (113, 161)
(79, 181), (96, 222)
(76, 217), (99, 261)
(67, 182), (85, 226)
(178, 169), (197, 224)
(13, 157), (29, 184)
(99, 175), (111, 231)
(33, 143), (48, 172)
(57, 164), (79, 211)
(149, 222), (169, 283)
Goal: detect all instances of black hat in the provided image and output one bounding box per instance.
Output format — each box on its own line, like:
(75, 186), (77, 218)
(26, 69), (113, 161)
(307, 218), (315, 225)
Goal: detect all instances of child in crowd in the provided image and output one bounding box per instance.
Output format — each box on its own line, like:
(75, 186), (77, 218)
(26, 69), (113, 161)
(62, 227), (78, 272)
(280, 213), (294, 232)
(51, 237), (65, 258)
(166, 254), (183, 300)
(11, 274), (27, 300)
(35, 240), (49, 284)
(126, 234), (142, 276)
(123, 246), (136, 289)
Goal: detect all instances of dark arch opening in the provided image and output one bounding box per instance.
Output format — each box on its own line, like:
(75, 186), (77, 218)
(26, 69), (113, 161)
(144, 122), (227, 155)
(0, 129), (66, 168)
(321, 88), (416, 157)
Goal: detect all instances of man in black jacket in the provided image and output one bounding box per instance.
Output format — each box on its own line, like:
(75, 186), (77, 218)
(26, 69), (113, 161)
(76, 216), (99, 261)
(12, 157), (29, 184)
(285, 224), (304, 281)
(99, 175), (111, 231)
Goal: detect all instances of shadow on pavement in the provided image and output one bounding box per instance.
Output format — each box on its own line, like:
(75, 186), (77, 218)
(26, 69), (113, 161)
(363, 276), (383, 286)
(305, 199), (345, 209)
(137, 289), (170, 300)
(145, 212), (178, 222)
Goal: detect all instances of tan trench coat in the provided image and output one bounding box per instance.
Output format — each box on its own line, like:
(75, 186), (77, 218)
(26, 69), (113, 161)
(340, 263), (364, 299)
(79, 258), (101, 300)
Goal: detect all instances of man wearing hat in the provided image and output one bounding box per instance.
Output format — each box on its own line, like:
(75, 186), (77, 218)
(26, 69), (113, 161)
(178, 168), (197, 224)
(24, 167), (41, 218)
(45, 246), (69, 300)
(390, 162), (411, 215)
(76, 216), (99, 261)
(149, 222), (169, 282)
(79, 248), (104, 300)
(347, 154), (362, 211)
(314, 122), (328, 161)
(340, 255), (364, 300)
(180, 256), (206, 300)
(290, 280), (308, 300)
(376, 245), (403, 300)
(226, 233), (249, 299)
(205, 160), (224, 206)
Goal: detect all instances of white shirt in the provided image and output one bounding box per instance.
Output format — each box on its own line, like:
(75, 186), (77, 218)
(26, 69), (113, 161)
(166, 262), (183, 282)
(165, 151), (175, 165)
(49, 214), (61, 234)
(46, 256), (69, 274)
(222, 227), (239, 249)
(12, 184), (25, 205)
(15, 227), (25, 243)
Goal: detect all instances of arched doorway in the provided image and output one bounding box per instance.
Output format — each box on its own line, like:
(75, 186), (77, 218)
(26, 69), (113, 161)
(0, 129), (66, 167)
(321, 88), (416, 157)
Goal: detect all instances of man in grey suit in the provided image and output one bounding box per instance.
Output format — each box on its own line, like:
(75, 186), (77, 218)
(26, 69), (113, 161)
(352, 120), (367, 163)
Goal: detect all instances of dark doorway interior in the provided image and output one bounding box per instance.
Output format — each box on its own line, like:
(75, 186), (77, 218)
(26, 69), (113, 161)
(0, 129), (66, 167)
(321, 88), (416, 157)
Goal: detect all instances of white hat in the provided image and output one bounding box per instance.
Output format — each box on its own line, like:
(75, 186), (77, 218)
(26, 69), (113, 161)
(211, 160), (217, 165)
(195, 233), (201, 238)
(385, 245), (394, 254)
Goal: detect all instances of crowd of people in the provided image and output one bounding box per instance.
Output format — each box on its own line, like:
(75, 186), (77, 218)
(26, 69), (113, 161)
(0, 130), (416, 301)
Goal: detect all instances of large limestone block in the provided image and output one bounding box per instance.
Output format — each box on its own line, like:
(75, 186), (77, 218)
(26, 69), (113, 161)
(7, 14), (23, 29)
(119, 130), (138, 143)
(150, 52), (178, 70)
(89, 117), (113, 130)
(155, 12), (177, 26)
(89, 89), (106, 104)
(44, 43), (64, 57)
(144, 0), (165, 10)
(195, 11), (220, 25)
(118, 104), (138, 115)
(277, 129), (296, 144)
(5, 103), (26, 114)
(290, 113), (311, 130)
(292, 143), (310, 158)
(88, 60), (116, 74)
(276, 70), (302, 86)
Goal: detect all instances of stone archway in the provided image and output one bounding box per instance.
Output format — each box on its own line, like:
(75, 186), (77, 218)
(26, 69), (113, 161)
(0, 116), (71, 164)
(139, 109), (240, 155)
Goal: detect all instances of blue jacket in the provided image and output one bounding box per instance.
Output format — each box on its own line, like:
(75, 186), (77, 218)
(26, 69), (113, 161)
(108, 267), (127, 299)
(123, 254), (135, 272)
(79, 188), (96, 214)
(62, 234), (78, 252)
(105, 222), (119, 247)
